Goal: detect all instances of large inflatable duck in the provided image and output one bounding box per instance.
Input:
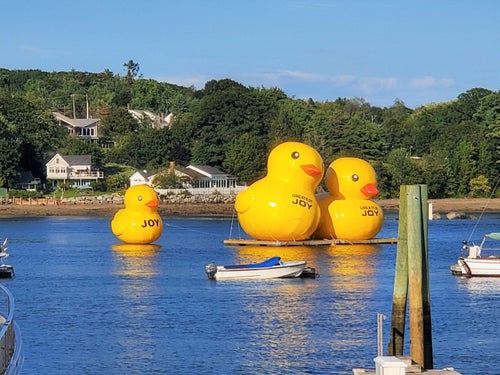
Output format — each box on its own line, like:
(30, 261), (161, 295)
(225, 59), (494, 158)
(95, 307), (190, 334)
(235, 141), (324, 241)
(111, 184), (163, 244)
(314, 157), (383, 240)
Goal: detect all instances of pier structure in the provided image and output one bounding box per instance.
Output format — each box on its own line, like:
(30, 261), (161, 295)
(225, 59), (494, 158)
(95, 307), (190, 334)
(224, 237), (397, 247)
(354, 185), (462, 375)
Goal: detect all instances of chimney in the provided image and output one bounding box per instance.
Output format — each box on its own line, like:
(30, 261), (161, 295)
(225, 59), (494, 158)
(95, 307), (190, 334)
(169, 161), (175, 174)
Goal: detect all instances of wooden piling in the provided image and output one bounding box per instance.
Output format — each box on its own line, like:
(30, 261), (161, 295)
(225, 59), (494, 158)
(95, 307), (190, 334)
(388, 185), (409, 356)
(407, 185), (425, 367)
(420, 185), (434, 369)
(387, 185), (433, 369)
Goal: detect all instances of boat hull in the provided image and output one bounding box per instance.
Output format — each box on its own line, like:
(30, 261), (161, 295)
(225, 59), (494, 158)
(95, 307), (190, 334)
(207, 261), (306, 280)
(457, 257), (500, 277)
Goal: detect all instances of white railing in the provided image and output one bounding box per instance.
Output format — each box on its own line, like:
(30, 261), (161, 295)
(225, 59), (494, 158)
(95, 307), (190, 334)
(69, 171), (104, 179)
(47, 171), (104, 180)
(0, 285), (23, 374)
(155, 186), (247, 196)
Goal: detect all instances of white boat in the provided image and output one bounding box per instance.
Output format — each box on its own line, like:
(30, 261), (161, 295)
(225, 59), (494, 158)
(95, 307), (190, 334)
(451, 232), (500, 277)
(0, 238), (14, 278)
(205, 256), (306, 280)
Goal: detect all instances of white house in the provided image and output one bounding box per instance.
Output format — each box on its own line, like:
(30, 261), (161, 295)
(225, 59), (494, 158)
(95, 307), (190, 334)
(53, 112), (99, 142)
(128, 109), (174, 129)
(46, 153), (103, 189)
(182, 165), (237, 189)
(130, 164), (239, 194)
(129, 170), (156, 187)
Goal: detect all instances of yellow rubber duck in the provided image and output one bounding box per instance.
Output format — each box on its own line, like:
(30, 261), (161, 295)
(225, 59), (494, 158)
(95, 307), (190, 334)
(314, 157), (383, 240)
(111, 184), (163, 244)
(235, 141), (324, 241)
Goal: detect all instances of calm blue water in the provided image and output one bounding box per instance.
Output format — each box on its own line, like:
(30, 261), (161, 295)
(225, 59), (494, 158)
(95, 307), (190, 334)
(1, 214), (499, 374)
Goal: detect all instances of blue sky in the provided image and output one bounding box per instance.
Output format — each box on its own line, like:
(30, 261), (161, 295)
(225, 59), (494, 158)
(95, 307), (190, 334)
(1, 1), (499, 108)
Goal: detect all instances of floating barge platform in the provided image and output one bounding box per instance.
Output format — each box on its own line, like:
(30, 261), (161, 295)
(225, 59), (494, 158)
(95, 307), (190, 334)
(224, 237), (397, 247)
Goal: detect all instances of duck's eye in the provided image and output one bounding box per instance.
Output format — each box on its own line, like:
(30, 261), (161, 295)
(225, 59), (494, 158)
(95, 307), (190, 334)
(138, 195), (143, 201)
(352, 174), (359, 182)
(291, 151), (300, 159)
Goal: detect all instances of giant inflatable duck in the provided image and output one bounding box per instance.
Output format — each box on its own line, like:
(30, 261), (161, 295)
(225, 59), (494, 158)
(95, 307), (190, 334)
(111, 184), (163, 244)
(314, 157), (383, 240)
(235, 141), (324, 241)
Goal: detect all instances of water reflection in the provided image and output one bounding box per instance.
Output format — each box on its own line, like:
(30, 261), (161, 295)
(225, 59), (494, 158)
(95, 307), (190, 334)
(224, 243), (384, 373)
(232, 245), (319, 264)
(111, 243), (161, 278)
(457, 276), (500, 294)
(325, 244), (381, 291)
(110, 243), (163, 368)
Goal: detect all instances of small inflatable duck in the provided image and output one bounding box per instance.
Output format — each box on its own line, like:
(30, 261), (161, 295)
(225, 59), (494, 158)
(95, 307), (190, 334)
(111, 184), (163, 244)
(314, 157), (383, 240)
(235, 141), (324, 241)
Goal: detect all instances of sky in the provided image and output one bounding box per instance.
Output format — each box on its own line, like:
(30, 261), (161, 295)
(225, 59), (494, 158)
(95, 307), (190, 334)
(1, 1), (500, 109)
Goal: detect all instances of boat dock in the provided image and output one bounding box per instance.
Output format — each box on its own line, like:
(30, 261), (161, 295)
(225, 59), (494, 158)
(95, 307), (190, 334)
(224, 237), (397, 247)
(353, 356), (462, 374)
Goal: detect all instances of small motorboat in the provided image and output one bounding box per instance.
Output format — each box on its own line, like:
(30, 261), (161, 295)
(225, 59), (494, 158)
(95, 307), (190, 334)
(450, 232), (500, 277)
(205, 256), (306, 280)
(0, 238), (14, 278)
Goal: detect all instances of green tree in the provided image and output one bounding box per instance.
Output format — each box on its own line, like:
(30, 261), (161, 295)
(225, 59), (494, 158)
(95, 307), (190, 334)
(446, 139), (477, 197)
(100, 106), (139, 140)
(0, 92), (65, 182)
(0, 114), (22, 187)
(223, 133), (267, 184)
(123, 60), (140, 83)
(385, 148), (421, 196)
(469, 175), (491, 197)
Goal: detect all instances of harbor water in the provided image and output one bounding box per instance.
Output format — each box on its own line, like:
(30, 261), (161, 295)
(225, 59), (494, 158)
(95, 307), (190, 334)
(1, 214), (499, 374)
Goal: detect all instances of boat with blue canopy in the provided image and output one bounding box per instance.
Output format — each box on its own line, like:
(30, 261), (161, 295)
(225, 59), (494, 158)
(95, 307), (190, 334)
(205, 256), (307, 280)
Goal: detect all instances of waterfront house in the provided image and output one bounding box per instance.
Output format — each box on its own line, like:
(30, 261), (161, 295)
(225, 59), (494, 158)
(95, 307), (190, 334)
(183, 165), (237, 190)
(129, 170), (156, 187)
(12, 171), (42, 191)
(53, 112), (99, 142)
(128, 109), (174, 129)
(46, 153), (104, 189)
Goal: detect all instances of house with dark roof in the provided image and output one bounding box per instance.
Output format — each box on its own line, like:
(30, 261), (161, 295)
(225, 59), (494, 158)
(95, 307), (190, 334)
(53, 112), (99, 142)
(183, 165), (237, 189)
(12, 171), (42, 191)
(46, 153), (103, 189)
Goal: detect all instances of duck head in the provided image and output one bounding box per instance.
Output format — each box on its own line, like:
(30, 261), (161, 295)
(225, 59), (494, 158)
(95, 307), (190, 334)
(124, 184), (159, 211)
(267, 142), (324, 188)
(325, 157), (379, 200)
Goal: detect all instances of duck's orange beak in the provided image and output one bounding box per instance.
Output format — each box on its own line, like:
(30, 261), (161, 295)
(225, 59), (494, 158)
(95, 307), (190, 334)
(300, 164), (322, 176)
(146, 200), (158, 208)
(361, 183), (379, 197)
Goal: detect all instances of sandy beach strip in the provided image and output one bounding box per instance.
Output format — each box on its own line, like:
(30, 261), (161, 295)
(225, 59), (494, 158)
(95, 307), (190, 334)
(0, 198), (499, 218)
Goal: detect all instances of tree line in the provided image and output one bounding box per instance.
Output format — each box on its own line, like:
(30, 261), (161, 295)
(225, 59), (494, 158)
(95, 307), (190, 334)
(1, 64), (499, 199)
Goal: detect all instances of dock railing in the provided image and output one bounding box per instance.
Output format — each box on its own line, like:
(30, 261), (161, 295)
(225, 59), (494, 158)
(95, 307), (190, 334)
(0, 284), (23, 374)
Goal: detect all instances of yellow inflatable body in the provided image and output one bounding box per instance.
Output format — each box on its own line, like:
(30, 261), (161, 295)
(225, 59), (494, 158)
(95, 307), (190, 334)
(314, 157), (383, 240)
(235, 141), (324, 241)
(111, 184), (163, 244)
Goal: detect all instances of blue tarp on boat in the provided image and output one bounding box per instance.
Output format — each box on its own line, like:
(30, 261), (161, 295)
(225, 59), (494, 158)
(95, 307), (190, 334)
(224, 256), (281, 269)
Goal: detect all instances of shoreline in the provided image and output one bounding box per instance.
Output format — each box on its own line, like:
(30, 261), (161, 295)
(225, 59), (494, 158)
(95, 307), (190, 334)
(1, 198), (500, 218)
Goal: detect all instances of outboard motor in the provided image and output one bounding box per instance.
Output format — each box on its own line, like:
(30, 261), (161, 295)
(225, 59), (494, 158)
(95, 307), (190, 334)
(205, 263), (218, 279)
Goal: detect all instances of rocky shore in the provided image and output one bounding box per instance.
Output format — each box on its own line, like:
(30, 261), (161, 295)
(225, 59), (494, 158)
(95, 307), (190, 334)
(0, 197), (499, 218)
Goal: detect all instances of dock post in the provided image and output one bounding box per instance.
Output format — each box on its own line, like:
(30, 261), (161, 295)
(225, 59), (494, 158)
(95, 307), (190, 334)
(387, 185), (409, 356)
(387, 185), (433, 369)
(420, 185), (434, 369)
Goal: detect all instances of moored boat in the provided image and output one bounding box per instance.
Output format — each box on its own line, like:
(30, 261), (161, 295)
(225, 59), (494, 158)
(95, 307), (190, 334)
(205, 256), (306, 280)
(450, 232), (500, 277)
(0, 238), (14, 278)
